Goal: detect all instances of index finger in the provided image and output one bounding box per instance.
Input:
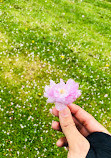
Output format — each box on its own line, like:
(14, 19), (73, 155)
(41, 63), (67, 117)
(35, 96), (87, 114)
(68, 104), (110, 134)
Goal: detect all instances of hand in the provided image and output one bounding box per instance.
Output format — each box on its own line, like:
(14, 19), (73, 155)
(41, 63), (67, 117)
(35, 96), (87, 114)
(51, 104), (110, 158)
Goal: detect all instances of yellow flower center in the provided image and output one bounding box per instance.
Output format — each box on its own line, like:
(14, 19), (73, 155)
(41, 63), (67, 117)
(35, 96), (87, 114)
(60, 89), (65, 94)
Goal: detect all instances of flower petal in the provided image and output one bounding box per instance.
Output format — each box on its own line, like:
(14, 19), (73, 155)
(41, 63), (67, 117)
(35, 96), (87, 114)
(50, 80), (56, 86)
(47, 97), (55, 103)
(55, 102), (67, 111)
(45, 85), (50, 92)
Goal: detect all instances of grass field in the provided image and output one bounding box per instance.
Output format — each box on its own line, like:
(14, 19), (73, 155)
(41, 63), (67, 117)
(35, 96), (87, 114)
(0, 0), (111, 157)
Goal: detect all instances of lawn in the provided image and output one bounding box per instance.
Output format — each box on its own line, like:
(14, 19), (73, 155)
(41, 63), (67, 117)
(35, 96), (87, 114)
(0, 0), (111, 157)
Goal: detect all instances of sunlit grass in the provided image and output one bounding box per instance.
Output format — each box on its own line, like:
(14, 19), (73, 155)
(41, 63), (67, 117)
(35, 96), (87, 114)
(0, 0), (111, 157)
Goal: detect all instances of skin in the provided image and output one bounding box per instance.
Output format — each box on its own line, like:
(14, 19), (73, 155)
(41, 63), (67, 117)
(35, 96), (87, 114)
(51, 104), (110, 158)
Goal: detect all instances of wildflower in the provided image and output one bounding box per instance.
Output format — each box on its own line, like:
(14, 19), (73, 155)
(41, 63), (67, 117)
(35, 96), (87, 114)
(44, 79), (81, 111)
(32, 40), (35, 43)
(61, 55), (65, 59)
(106, 64), (109, 67)
(38, 93), (41, 96)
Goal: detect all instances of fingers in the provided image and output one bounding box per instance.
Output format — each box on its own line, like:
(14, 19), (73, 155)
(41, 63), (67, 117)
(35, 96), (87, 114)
(56, 137), (68, 147)
(51, 121), (62, 132)
(52, 107), (59, 117)
(52, 107), (90, 137)
(51, 106), (90, 155)
(52, 119), (90, 137)
(68, 104), (110, 134)
(73, 117), (90, 137)
(58, 107), (85, 150)
(51, 105), (110, 135)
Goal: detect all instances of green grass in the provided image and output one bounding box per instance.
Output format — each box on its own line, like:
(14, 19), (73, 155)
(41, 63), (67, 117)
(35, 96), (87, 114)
(0, 0), (111, 157)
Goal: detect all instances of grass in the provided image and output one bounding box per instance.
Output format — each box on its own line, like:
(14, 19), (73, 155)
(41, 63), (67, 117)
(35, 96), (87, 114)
(0, 0), (111, 157)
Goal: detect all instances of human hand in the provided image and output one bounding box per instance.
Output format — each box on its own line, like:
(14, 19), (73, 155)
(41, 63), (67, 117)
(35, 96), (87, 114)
(51, 104), (110, 158)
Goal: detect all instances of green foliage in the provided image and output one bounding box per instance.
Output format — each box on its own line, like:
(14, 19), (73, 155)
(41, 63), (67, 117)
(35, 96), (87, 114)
(0, 0), (111, 157)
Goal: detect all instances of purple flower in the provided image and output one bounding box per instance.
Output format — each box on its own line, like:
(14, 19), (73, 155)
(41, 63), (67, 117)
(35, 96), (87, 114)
(44, 79), (81, 111)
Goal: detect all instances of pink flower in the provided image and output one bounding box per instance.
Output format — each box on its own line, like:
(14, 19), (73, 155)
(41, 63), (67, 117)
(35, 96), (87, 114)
(44, 79), (81, 111)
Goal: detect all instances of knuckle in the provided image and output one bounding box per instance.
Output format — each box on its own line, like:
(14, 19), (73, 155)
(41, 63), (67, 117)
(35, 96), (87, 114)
(63, 122), (75, 129)
(82, 114), (94, 126)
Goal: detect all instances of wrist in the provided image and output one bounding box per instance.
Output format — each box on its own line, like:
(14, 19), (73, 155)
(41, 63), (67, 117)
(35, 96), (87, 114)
(69, 139), (90, 158)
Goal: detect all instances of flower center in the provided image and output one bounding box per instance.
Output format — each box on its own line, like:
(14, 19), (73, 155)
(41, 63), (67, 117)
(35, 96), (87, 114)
(60, 89), (65, 94)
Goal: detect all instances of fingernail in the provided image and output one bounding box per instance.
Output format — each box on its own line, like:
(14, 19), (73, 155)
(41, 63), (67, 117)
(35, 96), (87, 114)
(51, 120), (55, 128)
(59, 107), (69, 117)
(56, 139), (61, 146)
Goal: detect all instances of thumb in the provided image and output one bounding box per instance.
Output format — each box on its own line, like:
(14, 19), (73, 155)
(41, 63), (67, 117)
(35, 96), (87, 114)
(59, 107), (84, 149)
